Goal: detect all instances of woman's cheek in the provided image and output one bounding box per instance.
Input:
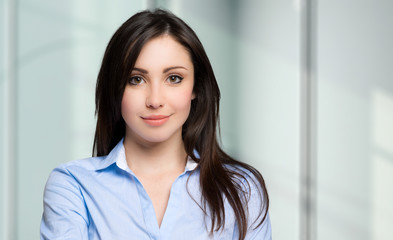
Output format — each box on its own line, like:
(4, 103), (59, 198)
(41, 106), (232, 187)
(174, 90), (194, 110)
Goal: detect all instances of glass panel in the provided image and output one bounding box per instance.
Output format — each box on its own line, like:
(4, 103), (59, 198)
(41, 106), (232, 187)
(317, 1), (393, 239)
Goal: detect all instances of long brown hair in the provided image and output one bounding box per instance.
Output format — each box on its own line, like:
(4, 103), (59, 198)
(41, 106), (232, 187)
(93, 9), (269, 240)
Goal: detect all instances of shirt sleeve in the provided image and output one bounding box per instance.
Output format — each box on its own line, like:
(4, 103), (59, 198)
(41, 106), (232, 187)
(232, 173), (272, 240)
(40, 165), (89, 240)
(242, 212), (272, 240)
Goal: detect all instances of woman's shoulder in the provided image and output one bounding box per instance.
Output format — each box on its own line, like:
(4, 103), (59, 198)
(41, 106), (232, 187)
(45, 156), (106, 188)
(55, 155), (107, 172)
(54, 139), (125, 174)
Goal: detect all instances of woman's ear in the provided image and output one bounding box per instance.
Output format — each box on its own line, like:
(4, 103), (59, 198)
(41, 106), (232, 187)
(192, 92), (196, 100)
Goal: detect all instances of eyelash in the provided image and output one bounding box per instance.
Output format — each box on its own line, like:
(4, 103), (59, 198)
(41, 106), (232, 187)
(127, 75), (184, 85)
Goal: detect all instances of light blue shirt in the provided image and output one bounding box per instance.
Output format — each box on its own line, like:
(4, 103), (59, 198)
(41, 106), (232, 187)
(41, 139), (272, 239)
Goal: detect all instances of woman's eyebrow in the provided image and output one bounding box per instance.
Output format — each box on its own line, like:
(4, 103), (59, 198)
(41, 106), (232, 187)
(163, 66), (187, 73)
(132, 66), (187, 74)
(132, 67), (148, 74)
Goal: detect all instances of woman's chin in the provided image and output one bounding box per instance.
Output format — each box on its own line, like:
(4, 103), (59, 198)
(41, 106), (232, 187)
(135, 133), (179, 146)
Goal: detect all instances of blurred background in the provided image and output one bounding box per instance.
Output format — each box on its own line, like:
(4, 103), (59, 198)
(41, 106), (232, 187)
(1, 0), (392, 239)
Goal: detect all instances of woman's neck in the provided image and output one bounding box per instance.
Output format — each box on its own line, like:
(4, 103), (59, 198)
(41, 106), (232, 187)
(123, 134), (187, 176)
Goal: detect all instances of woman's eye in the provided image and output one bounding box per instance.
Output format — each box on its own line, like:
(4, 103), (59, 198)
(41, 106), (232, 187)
(167, 75), (183, 84)
(128, 76), (144, 85)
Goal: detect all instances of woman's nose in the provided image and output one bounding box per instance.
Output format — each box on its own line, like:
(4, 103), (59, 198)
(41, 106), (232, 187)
(145, 84), (164, 109)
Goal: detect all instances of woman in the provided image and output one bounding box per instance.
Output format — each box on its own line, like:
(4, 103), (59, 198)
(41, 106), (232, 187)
(41, 9), (271, 240)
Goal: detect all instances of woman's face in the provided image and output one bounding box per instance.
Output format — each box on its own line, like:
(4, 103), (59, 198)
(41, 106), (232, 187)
(121, 35), (195, 145)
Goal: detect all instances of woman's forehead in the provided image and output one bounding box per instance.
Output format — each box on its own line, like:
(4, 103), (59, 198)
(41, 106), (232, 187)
(133, 35), (193, 71)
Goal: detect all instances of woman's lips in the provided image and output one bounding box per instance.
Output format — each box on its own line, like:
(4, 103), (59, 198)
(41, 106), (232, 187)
(141, 115), (170, 126)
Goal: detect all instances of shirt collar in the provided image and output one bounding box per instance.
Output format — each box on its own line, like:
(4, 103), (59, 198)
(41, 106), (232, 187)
(95, 138), (125, 170)
(185, 156), (198, 171)
(96, 138), (198, 172)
